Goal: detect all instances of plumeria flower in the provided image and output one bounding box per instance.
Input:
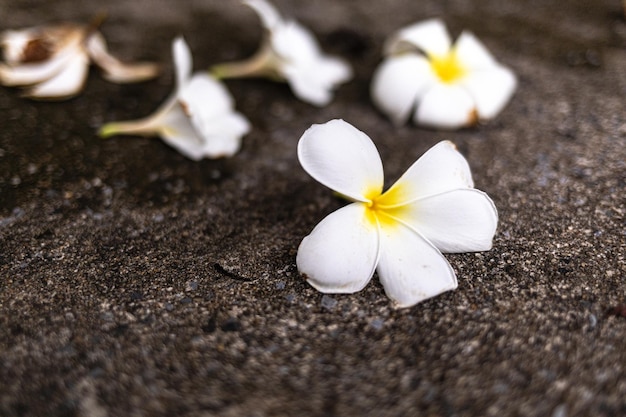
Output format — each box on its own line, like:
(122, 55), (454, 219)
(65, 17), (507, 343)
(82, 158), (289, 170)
(296, 119), (498, 308)
(0, 19), (159, 100)
(99, 37), (250, 160)
(371, 18), (517, 129)
(210, 0), (352, 106)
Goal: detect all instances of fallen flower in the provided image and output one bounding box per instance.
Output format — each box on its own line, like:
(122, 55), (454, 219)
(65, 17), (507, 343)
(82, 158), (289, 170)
(99, 37), (250, 160)
(0, 20), (159, 99)
(371, 18), (516, 129)
(210, 0), (352, 106)
(296, 119), (498, 308)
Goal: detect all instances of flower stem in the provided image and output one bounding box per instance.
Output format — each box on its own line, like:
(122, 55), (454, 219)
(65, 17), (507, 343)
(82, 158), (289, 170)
(210, 46), (279, 81)
(98, 118), (157, 138)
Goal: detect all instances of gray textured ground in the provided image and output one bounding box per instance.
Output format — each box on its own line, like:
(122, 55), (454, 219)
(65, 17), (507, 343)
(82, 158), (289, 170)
(1, 1), (625, 416)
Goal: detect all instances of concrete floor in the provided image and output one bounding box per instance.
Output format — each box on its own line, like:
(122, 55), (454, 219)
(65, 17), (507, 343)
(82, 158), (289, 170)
(0, 0), (625, 416)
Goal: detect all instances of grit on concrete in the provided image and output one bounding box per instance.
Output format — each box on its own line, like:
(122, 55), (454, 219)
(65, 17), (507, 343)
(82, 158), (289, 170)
(0, 1), (625, 416)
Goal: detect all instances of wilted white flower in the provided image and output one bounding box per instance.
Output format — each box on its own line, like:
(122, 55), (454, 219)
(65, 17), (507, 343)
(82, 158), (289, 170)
(371, 18), (517, 129)
(0, 20), (159, 99)
(210, 0), (352, 106)
(99, 37), (250, 160)
(296, 119), (498, 308)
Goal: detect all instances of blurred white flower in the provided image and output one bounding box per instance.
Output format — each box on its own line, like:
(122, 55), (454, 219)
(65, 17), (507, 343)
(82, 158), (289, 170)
(0, 20), (159, 100)
(371, 18), (517, 129)
(296, 119), (498, 308)
(210, 0), (352, 106)
(99, 37), (250, 160)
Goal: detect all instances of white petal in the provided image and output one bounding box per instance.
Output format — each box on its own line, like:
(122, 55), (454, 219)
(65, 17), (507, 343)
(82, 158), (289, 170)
(321, 56), (353, 86)
(283, 53), (351, 106)
(159, 104), (208, 160)
(86, 32), (159, 83)
(414, 83), (477, 129)
(272, 20), (320, 64)
(284, 68), (333, 106)
(453, 31), (498, 70)
(297, 119), (384, 203)
(25, 51), (89, 99)
(179, 73), (249, 157)
(0, 25), (84, 87)
(1, 24), (83, 65)
(385, 18), (451, 57)
(371, 54), (437, 125)
(172, 37), (192, 90)
(297, 203), (379, 293)
(376, 221), (457, 308)
(380, 140), (474, 205)
(244, 0), (283, 30)
(180, 73), (235, 119)
(1, 29), (37, 64)
(461, 66), (517, 120)
(398, 188), (498, 253)
(0, 51), (72, 86)
(196, 113), (249, 158)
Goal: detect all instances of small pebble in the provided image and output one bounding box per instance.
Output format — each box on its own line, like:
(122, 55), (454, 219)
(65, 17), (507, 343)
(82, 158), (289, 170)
(321, 295), (337, 310)
(552, 404), (567, 417)
(370, 318), (385, 330)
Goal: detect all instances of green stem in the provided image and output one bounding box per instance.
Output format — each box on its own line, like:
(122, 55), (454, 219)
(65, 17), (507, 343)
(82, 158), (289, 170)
(98, 118), (157, 138)
(210, 46), (279, 80)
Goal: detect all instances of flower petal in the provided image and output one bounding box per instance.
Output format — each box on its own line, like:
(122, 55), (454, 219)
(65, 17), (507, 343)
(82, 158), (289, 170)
(284, 56), (351, 106)
(196, 113), (249, 158)
(414, 83), (477, 129)
(371, 54), (437, 125)
(397, 188), (498, 253)
(283, 67), (333, 106)
(461, 66), (517, 120)
(1, 24), (83, 65)
(376, 221), (457, 308)
(272, 19), (351, 106)
(24, 51), (89, 99)
(297, 119), (384, 203)
(297, 203), (379, 293)
(1, 29), (38, 64)
(318, 56), (353, 86)
(453, 31), (498, 70)
(172, 36), (192, 91)
(244, 0), (283, 30)
(0, 52), (72, 86)
(385, 18), (451, 57)
(179, 73), (250, 157)
(180, 73), (235, 118)
(159, 104), (208, 160)
(272, 20), (320, 64)
(86, 32), (159, 83)
(378, 140), (474, 206)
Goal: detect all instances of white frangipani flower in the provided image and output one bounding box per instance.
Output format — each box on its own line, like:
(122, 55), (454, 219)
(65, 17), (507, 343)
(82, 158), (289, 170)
(371, 18), (517, 129)
(99, 37), (250, 160)
(296, 119), (498, 308)
(0, 21), (159, 100)
(210, 0), (352, 107)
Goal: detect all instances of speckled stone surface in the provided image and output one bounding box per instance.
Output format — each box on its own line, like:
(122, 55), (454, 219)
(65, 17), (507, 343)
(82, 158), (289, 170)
(0, 1), (625, 416)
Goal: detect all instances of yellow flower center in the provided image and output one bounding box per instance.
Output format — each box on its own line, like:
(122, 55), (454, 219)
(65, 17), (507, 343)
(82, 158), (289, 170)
(430, 51), (466, 83)
(363, 183), (409, 229)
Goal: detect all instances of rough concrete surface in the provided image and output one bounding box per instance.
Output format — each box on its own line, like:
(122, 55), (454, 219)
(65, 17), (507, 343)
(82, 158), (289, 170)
(0, 0), (625, 416)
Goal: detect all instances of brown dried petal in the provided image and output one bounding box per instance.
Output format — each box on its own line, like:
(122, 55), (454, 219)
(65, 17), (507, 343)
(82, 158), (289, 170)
(21, 38), (53, 63)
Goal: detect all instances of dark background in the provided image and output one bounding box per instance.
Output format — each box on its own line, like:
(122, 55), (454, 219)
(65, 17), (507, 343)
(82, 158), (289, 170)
(0, 0), (624, 416)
